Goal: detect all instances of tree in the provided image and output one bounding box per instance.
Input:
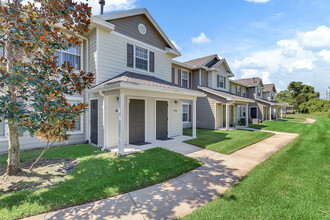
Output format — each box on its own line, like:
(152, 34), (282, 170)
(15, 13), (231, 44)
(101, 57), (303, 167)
(0, 0), (94, 175)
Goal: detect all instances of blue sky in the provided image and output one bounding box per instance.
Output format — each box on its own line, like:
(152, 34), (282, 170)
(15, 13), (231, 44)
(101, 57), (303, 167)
(87, 0), (330, 98)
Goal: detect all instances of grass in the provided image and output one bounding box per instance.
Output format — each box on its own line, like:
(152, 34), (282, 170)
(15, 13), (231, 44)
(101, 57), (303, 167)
(183, 128), (273, 154)
(0, 145), (203, 220)
(183, 114), (329, 219)
(278, 113), (318, 122)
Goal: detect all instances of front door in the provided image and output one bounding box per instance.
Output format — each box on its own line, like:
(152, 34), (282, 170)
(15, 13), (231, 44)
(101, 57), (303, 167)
(156, 101), (168, 139)
(250, 107), (257, 119)
(90, 100), (98, 145)
(129, 99), (145, 144)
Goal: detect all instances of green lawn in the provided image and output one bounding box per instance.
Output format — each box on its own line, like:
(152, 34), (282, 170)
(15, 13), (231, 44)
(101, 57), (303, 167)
(278, 113), (317, 122)
(183, 128), (273, 154)
(0, 145), (202, 220)
(183, 115), (329, 219)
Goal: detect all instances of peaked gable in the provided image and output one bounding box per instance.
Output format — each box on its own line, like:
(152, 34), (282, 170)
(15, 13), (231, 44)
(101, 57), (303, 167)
(96, 9), (178, 52)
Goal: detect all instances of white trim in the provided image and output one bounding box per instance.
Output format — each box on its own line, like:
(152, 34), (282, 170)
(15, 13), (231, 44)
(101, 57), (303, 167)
(182, 103), (190, 123)
(217, 74), (225, 89)
(133, 44), (149, 73)
(155, 99), (170, 139)
(181, 69), (190, 89)
(249, 106), (258, 119)
(67, 97), (84, 134)
(126, 97), (148, 145)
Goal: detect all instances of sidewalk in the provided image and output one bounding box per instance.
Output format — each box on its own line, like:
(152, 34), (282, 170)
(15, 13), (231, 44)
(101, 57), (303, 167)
(26, 131), (299, 220)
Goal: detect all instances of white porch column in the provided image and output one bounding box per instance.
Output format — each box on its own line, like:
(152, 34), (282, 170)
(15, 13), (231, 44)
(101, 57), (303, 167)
(118, 94), (125, 155)
(192, 98), (197, 138)
(245, 103), (249, 126)
(275, 107), (278, 120)
(226, 103), (229, 130)
(233, 105), (236, 126)
(269, 106), (272, 121)
(281, 107), (283, 119)
(285, 107), (287, 118)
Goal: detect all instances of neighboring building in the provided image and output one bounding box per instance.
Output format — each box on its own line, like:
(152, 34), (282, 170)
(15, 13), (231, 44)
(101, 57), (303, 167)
(0, 8), (205, 154)
(232, 78), (286, 122)
(172, 54), (254, 130)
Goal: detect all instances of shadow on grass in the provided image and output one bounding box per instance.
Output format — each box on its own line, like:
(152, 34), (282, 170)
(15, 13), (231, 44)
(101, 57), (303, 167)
(0, 147), (203, 219)
(184, 128), (232, 148)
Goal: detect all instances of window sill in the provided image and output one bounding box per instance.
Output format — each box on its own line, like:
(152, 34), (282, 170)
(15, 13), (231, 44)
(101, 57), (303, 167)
(183, 121), (191, 124)
(68, 131), (84, 135)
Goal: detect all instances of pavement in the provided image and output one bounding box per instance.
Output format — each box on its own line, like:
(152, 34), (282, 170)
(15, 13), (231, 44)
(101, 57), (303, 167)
(302, 118), (316, 123)
(25, 131), (299, 220)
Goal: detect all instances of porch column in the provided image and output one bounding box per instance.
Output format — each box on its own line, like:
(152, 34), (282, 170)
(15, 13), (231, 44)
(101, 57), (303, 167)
(233, 105), (236, 126)
(118, 94), (125, 155)
(285, 107), (287, 118)
(192, 99), (197, 138)
(104, 95), (108, 149)
(281, 107), (283, 119)
(269, 106), (272, 121)
(275, 107), (278, 120)
(245, 103), (249, 126)
(226, 103), (229, 130)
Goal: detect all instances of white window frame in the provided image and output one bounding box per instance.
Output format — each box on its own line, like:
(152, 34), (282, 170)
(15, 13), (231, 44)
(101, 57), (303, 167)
(181, 69), (189, 88)
(271, 92), (274, 100)
(256, 87), (262, 97)
(55, 45), (82, 71)
(67, 97), (84, 134)
(218, 75), (225, 89)
(134, 44), (149, 72)
(182, 103), (190, 123)
(242, 88), (246, 97)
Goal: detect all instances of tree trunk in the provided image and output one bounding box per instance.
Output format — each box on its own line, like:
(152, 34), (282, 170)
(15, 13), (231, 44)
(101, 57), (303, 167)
(6, 126), (21, 175)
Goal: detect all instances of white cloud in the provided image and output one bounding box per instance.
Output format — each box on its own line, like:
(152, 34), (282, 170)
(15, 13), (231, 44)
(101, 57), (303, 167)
(234, 57), (266, 69)
(244, 0), (270, 3)
(318, 49), (330, 62)
(288, 59), (314, 72)
(191, 32), (211, 44)
(277, 39), (300, 57)
(170, 40), (181, 50)
(240, 69), (271, 83)
(297, 25), (330, 50)
(79, 0), (137, 15)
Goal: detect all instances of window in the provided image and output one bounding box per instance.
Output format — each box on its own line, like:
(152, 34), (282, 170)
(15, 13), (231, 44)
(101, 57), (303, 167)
(55, 46), (81, 70)
(181, 70), (189, 88)
(238, 107), (241, 119)
(68, 100), (83, 133)
(237, 86), (241, 96)
(243, 106), (246, 117)
(257, 88), (261, 97)
(271, 92), (274, 100)
(135, 46), (148, 71)
(183, 104), (190, 122)
(0, 119), (5, 137)
(242, 88), (246, 97)
(218, 75), (225, 88)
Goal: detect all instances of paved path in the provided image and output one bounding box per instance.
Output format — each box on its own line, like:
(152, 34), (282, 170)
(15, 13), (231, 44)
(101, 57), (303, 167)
(302, 118), (316, 123)
(26, 131), (298, 220)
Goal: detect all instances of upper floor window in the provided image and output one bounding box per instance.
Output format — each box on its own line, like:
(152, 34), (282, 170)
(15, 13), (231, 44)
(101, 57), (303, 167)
(257, 88), (261, 97)
(135, 46), (148, 71)
(217, 75), (225, 89)
(271, 92), (274, 100)
(242, 88), (246, 97)
(237, 86), (241, 96)
(55, 46), (81, 71)
(181, 70), (189, 88)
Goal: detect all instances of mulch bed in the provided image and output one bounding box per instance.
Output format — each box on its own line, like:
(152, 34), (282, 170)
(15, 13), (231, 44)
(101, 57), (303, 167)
(0, 158), (77, 193)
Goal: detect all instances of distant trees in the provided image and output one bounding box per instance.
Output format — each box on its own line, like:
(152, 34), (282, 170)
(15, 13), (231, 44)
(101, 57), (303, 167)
(276, 81), (330, 114)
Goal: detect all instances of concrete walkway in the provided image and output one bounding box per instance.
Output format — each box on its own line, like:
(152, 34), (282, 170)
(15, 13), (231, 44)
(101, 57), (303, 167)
(26, 131), (299, 220)
(302, 118), (316, 123)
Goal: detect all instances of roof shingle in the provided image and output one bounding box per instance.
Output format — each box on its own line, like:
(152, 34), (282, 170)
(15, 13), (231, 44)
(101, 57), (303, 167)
(183, 54), (217, 67)
(198, 86), (254, 103)
(232, 77), (262, 87)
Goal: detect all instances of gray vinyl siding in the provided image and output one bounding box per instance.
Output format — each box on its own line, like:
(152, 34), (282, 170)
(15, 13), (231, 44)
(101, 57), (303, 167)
(246, 87), (256, 99)
(201, 70), (208, 87)
(192, 70), (199, 90)
(196, 92), (226, 130)
(109, 15), (169, 50)
(89, 30), (97, 80)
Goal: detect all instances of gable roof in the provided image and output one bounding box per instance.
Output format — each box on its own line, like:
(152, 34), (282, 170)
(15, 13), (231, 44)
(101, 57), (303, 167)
(233, 77), (263, 87)
(95, 8), (180, 55)
(91, 71), (204, 97)
(183, 54), (217, 67)
(263, 83), (277, 93)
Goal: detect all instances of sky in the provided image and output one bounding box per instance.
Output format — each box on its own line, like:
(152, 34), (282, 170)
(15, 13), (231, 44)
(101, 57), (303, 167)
(83, 0), (330, 98)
